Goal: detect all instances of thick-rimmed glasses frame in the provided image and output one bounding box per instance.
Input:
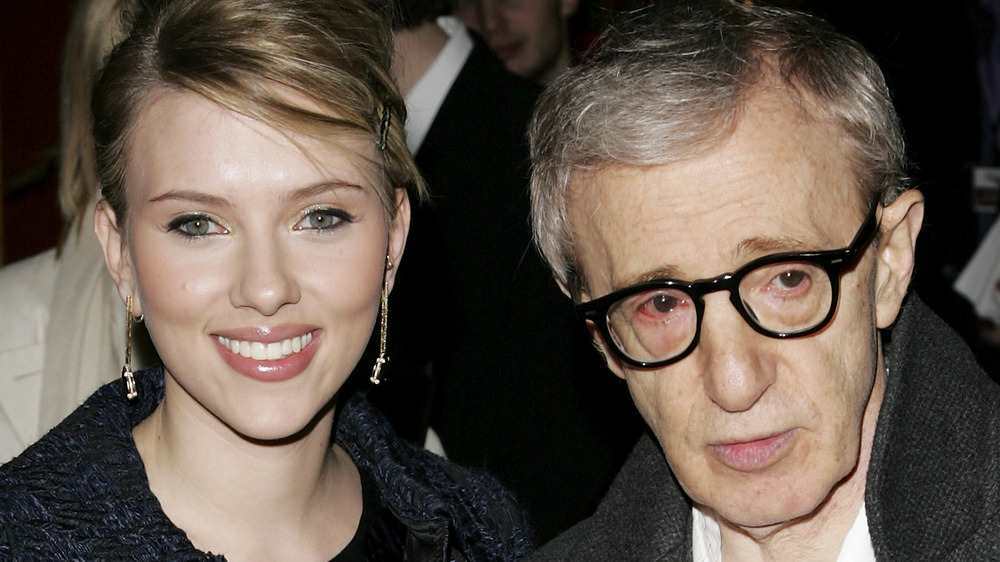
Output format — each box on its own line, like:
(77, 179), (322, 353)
(575, 204), (880, 369)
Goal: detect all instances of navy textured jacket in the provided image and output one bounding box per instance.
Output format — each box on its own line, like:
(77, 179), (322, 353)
(531, 295), (1000, 561)
(0, 368), (533, 561)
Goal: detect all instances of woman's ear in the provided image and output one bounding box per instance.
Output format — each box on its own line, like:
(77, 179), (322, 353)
(94, 201), (140, 314)
(385, 188), (411, 293)
(874, 189), (924, 329)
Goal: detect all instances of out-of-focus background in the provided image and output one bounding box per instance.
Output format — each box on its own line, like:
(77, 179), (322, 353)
(2, 0), (997, 368)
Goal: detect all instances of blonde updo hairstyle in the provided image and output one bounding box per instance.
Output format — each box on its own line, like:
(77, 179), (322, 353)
(93, 0), (426, 231)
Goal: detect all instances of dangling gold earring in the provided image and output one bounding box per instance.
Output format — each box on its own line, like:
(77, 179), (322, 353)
(370, 257), (393, 385)
(122, 295), (142, 400)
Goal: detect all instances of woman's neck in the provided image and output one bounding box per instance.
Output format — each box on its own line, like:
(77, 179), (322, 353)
(133, 375), (362, 560)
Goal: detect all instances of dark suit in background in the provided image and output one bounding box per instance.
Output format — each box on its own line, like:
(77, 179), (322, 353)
(370, 39), (643, 543)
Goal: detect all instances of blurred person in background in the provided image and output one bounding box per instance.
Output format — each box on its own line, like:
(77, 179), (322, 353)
(381, 0), (641, 543)
(451, 0), (580, 84)
(0, 0), (153, 463)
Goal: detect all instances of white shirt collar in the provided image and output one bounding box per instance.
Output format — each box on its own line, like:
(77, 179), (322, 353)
(692, 503), (875, 562)
(403, 16), (474, 153)
(836, 503), (876, 562)
(692, 504), (722, 562)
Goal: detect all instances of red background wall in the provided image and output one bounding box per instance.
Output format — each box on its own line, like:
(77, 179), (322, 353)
(1, 0), (75, 265)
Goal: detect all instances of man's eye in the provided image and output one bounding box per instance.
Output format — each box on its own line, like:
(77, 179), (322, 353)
(648, 294), (679, 314)
(634, 291), (688, 318)
(295, 208), (352, 231)
(773, 270), (809, 290)
(168, 215), (224, 237)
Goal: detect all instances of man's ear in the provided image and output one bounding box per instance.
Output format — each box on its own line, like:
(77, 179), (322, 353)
(874, 189), (924, 329)
(585, 321), (628, 380)
(556, 277), (628, 380)
(554, 276), (574, 300)
(94, 201), (140, 315)
(384, 189), (411, 293)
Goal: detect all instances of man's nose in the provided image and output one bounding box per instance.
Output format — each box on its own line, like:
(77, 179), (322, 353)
(229, 235), (301, 316)
(480, 0), (505, 34)
(695, 293), (776, 412)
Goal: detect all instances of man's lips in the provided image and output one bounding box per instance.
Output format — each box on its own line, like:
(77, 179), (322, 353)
(709, 430), (796, 472)
(492, 41), (521, 61)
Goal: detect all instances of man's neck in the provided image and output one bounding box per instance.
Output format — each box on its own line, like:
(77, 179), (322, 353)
(392, 21), (449, 96)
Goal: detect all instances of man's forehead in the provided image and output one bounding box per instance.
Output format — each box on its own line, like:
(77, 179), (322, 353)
(566, 93), (865, 291)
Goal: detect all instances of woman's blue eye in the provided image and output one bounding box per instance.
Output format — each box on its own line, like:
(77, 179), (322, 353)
(168, 215), (223, 236)
(297, 208), (352, 231)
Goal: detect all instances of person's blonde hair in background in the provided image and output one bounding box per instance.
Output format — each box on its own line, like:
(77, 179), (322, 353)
(58, 0), (131, 245)
(0, 0), (143, 462)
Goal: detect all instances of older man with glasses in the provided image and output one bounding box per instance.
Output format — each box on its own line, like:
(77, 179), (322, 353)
(527, 1), (1000, 560)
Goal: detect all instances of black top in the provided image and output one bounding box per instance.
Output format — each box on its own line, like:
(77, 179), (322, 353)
(330, 468), (382, 562)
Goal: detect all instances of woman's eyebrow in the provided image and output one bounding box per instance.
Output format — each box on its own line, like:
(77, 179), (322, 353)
(145, 181), (365, 207)
(147, 190), (230, 207)
(284, 181), (365, 203)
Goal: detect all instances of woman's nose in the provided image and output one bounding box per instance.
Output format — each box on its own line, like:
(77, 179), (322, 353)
(229, 236), (301, 316)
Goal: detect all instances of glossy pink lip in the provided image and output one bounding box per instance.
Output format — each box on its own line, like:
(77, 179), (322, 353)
(709, 429), (796, 472)
(212, 325), (321, 383)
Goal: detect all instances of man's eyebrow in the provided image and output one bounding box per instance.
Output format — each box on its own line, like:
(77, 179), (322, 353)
(733, 235), (810, 261)
(612, 235), (813, 290)
(614, 265), (686, 291)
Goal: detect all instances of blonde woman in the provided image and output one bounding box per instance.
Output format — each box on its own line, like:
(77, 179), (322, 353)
(0, 0), (531, 559)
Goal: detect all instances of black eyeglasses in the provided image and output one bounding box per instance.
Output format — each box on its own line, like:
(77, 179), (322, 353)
(575, 204), (880, 368)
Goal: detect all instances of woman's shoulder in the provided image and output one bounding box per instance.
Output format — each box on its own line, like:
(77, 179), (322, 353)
(0, 369), (207, 559)
(0, 375), (141, 515)
(336, 392), (535, 560)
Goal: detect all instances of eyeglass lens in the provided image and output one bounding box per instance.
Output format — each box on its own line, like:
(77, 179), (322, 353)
(605, 260), (834, 364)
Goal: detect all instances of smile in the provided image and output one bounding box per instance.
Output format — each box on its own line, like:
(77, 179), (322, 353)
(216, 332), (314, 361)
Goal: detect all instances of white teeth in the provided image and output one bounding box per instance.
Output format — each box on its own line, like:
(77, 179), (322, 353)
(217, 332), (313, 361)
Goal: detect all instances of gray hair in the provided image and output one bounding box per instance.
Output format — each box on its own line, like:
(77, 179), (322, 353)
(529, 0), (908, 293)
